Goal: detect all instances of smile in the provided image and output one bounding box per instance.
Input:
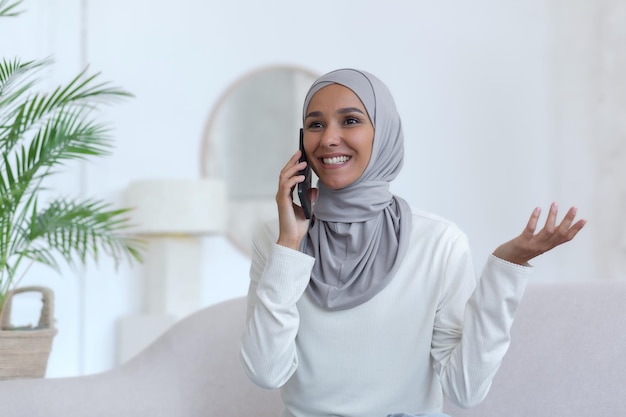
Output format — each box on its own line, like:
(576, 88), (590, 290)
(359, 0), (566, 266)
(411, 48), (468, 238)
(322, 156), (351, 165)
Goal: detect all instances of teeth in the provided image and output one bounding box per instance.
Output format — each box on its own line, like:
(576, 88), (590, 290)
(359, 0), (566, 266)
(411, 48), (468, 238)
(323, 156), (350, 165)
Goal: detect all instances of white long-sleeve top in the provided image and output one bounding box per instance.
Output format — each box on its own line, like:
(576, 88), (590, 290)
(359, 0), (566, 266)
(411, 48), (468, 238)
(240, 209), (532, 417)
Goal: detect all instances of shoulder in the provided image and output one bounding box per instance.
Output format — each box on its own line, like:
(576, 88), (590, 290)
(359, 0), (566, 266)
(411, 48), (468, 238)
(405, 207), (470, 258)
(408, 207), (466, 240)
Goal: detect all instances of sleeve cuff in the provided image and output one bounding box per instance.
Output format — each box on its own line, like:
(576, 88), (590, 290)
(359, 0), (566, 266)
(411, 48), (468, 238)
(488, 253), (534, 273)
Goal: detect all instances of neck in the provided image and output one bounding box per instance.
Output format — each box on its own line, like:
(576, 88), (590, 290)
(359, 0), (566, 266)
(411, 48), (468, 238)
(314, 180), (393, 222)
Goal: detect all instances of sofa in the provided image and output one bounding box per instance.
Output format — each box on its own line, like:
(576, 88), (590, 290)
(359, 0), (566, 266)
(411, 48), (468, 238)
(0, 280), (624, 416)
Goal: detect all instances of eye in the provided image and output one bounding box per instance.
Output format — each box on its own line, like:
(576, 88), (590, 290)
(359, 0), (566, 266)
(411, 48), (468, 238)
(307, 120), (323, 129)
(344, 116), (361, 125)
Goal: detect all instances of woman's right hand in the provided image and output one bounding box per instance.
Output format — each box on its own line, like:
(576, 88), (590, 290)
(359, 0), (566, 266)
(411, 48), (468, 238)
(492, 203), (586, 265)
(275, 150), (317, 250)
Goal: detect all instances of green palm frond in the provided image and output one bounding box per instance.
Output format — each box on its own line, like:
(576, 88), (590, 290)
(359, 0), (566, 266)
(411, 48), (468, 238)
(0, 104), (115, 218)
(0, 0), (23, 17)
(0, 57), (49, 110)
(1, 63), (132, 157)
(23, 105), (113, 172)
(19, 198), (144, 268)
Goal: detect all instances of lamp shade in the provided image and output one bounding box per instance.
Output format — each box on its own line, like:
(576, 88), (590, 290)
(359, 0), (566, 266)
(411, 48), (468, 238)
(125, 178), (227, 235)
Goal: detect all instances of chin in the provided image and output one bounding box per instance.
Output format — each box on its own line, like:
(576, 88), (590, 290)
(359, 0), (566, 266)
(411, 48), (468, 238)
(319, 177), (356, 190)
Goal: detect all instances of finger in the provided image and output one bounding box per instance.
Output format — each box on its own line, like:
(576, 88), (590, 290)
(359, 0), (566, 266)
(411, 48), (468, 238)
(544, 202), (558, 232)
(277, 168), (304, 204)
(557, 206), (578, 233)
(277, 175), (303, 200)
(524, 207), (541, 236)
(280, 150), (305, 174)
(278, 164), (303, 185)
(280, 161), (306, 180)
(566, 218), (587, 241)
(278, 153), (306, 187)
(289, 149), (303, 166)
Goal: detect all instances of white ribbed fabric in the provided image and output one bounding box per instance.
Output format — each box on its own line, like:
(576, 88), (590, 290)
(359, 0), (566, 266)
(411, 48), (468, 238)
(240, 209), (531, 417)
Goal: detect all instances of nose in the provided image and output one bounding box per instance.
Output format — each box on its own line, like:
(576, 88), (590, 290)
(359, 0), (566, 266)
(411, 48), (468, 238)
(320, 123), (340, 147)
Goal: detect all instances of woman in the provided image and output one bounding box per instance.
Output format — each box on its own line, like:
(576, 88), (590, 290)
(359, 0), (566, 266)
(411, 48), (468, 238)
(240, 69), (585, 417)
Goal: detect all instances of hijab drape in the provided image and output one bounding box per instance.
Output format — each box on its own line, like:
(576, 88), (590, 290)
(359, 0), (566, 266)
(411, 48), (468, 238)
(301, 69), (412, 311)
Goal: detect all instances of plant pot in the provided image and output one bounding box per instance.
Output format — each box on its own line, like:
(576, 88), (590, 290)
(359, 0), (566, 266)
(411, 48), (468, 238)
(0, 286), (57, 380)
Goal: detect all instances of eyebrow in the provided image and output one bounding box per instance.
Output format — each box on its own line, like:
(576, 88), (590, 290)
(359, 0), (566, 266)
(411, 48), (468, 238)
(305, 107), (366, 119)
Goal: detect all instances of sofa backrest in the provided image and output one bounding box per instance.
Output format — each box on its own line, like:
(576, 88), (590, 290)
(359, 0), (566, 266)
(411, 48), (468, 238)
(1, 281), (623, 417)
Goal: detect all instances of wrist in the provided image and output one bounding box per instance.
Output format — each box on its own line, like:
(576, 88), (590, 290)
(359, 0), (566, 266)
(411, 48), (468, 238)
(492, 244), (530, 266)
(276, 237), (302, 251)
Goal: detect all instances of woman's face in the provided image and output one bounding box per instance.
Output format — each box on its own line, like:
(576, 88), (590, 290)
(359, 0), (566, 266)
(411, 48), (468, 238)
(303, 84), (374, 190)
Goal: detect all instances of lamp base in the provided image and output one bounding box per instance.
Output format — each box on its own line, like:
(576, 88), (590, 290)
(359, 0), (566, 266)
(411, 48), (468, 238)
(142, 236), (204, 318)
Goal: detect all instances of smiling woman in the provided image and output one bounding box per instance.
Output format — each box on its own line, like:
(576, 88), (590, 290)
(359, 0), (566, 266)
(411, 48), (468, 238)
(240, 68), (586, 417)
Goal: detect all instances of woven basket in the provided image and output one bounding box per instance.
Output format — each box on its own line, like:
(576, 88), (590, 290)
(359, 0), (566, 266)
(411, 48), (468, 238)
(0, 286), (57, 380)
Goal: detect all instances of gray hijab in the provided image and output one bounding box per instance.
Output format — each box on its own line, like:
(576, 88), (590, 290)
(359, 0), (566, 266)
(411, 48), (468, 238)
(301, 69), (412, 311)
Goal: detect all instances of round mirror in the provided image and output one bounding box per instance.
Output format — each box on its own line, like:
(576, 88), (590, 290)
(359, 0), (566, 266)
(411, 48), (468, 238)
(200, 66), (318, 256)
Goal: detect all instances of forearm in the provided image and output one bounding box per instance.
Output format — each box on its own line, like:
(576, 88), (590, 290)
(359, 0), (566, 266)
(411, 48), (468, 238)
(436, 255), (531, 408)
(240, 243), (313, 389)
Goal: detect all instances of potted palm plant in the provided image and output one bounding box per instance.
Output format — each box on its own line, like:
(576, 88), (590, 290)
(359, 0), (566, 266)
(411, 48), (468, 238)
(0, 0), (143, 379)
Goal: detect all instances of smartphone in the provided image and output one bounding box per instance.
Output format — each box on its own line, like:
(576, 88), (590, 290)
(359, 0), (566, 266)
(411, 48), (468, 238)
(297, 128), (312, 219)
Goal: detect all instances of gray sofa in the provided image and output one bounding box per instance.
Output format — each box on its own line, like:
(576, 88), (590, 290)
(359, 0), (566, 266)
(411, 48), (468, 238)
(0, 281), (624, 416)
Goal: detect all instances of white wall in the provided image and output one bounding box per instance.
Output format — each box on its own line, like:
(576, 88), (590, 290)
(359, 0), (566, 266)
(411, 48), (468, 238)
(1, 0), (609, 378)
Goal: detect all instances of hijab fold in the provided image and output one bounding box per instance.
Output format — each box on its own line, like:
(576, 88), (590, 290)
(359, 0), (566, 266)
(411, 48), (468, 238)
(301, 69), (412, 311)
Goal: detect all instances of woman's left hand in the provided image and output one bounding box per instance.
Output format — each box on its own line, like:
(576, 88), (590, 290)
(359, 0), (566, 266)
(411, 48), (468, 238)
(492, 202), (587, 266)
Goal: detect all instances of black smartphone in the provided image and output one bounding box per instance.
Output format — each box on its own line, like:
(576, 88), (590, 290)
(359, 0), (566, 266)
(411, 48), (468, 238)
(297, 128), (312, 219)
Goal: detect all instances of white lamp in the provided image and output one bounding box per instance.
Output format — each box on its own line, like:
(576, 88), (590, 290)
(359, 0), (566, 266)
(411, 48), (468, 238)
(117, 178), (227, 363)
(125, 178), (226, 236)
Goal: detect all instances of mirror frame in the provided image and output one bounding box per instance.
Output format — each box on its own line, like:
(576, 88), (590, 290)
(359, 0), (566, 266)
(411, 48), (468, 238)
(199, 65), (319, 256)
